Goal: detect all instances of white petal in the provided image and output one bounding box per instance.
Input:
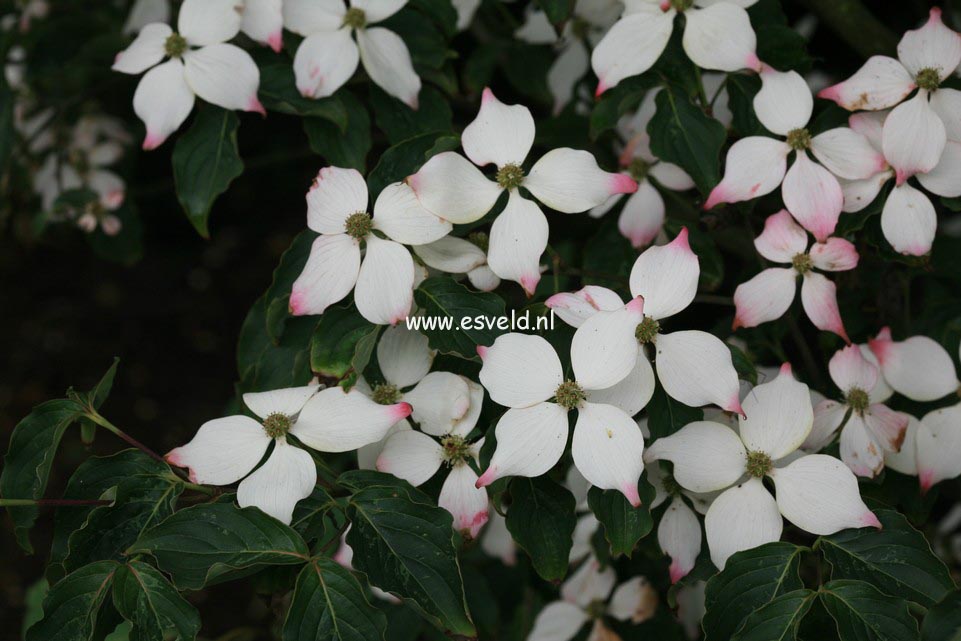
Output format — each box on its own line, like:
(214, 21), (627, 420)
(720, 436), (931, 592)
(439, 464), (489, 538)
(243, 384), (321, 420)
(357, 27), (421, 109)
(375, 429), (443, 485)
(650, 161), (695, 190)
(753, 68), (812, 136)
(283, 0), (345, 35)
(405, 371), (472, 436)
(377, 325), (432, 389)
(880, 183), (937, 256)
(476, 402), (569, 486)
(655, 330), (744, 414)
(562, 557), (617, 607)
(617, 180), (665, 248)
(817, 56), (915, 111)
(183, 43), (263, 113)
(480, 511), (516, 565)
(292, 387), (412, 452)
(738, 364), (813, 460)
(571, 298), (646, 391)
(828, 344), (879, 394)
(461, 88), (535, 168)
(451, 378), (485, 438)
(803, 400), (845, 452)
(305, 166), (369, 234)
(869, 332), (960, 401)
(408, 152), (502, 224)
(918, 141), (961, 197)
(809, 238), (859, 272)
(545, 286), (625, 328)
(782, 153), (843, 242)
(628, 228), (699, 320)
(525, 148), (638, 213)
(839, 414), (886, 478)
(608, 576), (658, 624)
(413, 236), (487, 273)
(591, 8), (674, 94)
(658, 496), (702, 583)
(570, 513), (599, 562)
(703, 136), (790, 209)
(810, 127), (887, 180)
(643, 421), (747, 493)
(351, 0), (407, 23)
(373, 181), (452, 245)
(515, 8), (556, 44)
(929, 87), (961, 141)
(917, 403), (961, 492)
(572, 402), (646, 505)
(585, 347), (655, 417)
(293, 30), (359, 99)
(704, 479), (782, 571)
(179, 0), (243, 46)
(683, 3), (759, 72)
(527, 601), (588, 641)
(467, 265), (500, 291)
(289, 233), (361, 316)
(165, 415), (270, 485)
(242, 0), (284, 51)
(547, 39), (589, 114)
(478, 333), (563, 408)
(882, 91), (946, 184)
(864, 404), (909, 454)
(859, 344), (894, 403)
(753, 209), (809, 263)
(732, 268), (797, 330)
(112, 23), (172, 74)
(124, 0), (172, 35)
(840, 173), (891, 213)
(896, 7), (961, 80)
(355, 236), (415, 325)
(769, 454), (881, 534)
(800, 272), (849, 342)
(487, 191), (548, 296)
(133, 59), (195, 150)
(237, 439), (316, 524)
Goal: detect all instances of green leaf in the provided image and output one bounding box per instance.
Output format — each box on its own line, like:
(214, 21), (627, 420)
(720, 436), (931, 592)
(817, 508), (955, 607)
(304, 91), (371, 171)
(370, 85), (453, 145)
(505, 476), (577, 581)
(264, 230), (319, 341)
(291, 487), (345, 550)
(819, 580), (919, 641)
(590, 75), (656, 139)
(922, 590), (961, 641)
(646, 381), (703, 441)
(258, 63), (348, 125)
(367, 132), (459, 200)
(283, 559), (388, 641)
(648, 86), (727, 197)
(26, 561), (118, 641)
(413, 277), (507, 359)
(703, 542), (806, 641)
(237, 296), (316, 392)
(725, 74), (763, 138)
(536, 0), (574, 26)
(172, 106), (244, 237)
(731, 590), (817, 641)
(112, 561), (200, 641)
(346, 484), (475, 637)
(127, 503), (310, 590)
(756, 24), (812, 73)
(86, 203), (144, 266)
(728, 343), (758, 385)
(586, 475), (656, 558)
(309, 303), (379, 384)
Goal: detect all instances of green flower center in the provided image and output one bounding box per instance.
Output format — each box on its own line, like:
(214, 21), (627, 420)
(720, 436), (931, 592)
(628, 158), (649, 182)
(585, 598), (607, 619)
(496, 163), (525, 190)
(371, 383), (401, 405)
(791, 252), (812, 274)
(554, 380), (586, 411)
(441, 435), (471, 464)
(468, 231), (489, 253)
(846, 387), (870, 414)
(746, 450), (772, 478)
(670, 0), (694, 10)
(262, 413), (292, 439)
(786, 128), (811, 151)
(344, 211), (373, 240)
(915, 67), (941, 91)
(343, 7), (367, 29)
(164, 33), (187, 58)
(635, 316), (661, 344)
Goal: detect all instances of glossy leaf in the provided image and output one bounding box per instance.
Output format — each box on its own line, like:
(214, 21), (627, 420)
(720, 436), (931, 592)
(922, 590), (961, 641)
(258, 63), (348, 125)
(587, 474), (656, 558)
(506, 476), (577, 582)
(304, 91), (371, 171)
(367, 132), (459, 200)
(819, 580), (919, 641)
(112, 561), (201, 641)
(309, 303), (379, 384)
(731, 589), (817, 641)
(26, 561), (118, 641)
(413, 277), (507, 359)
(646, 381), (704, 441)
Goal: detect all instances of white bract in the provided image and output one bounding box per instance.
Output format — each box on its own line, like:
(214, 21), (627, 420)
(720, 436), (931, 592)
(705, 68), (884, 242)
(591, 0), (762, 95)
(867, 327), (959, 402)
(289, 166), (451, 325)
(733, 209), (858, 341)
(413, 233), (501, 292)
(645, 364), (880, 570)
(124, 0), (282, 52)
(407, 88), (637, 295)
(283, 0), (420, 107)
(165, 383), (412, 523)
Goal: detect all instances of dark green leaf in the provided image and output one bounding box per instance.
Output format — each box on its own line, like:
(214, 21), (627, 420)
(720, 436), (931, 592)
(731, 590), (817, 641)
(586, 475), (656, 557)
(413, 277), (507, 359)
(382, 10), (451, 71)
(370, 86), (453, 145)
(409, 0), (458, 37)
(819, 580), (919, 641)
(127, 503), (309, 590)
(26, 561), (118, 641)
(172, 106), (244, 237)
(756, 24), (812, 73)
(258, 63), (348, 125)
(367, 132), (459, 200)
(291, 487), (345, 550)
(112, 561), (200, 641)
(309, 303), (379, 385)
(646, 382), (703, 440)
(590, 75), (657, 139)
(264, 230), (319, 341)
(728, 343), (758, 385)
(283, 559), (388, 641)
(725, 74), (763, 138)
(536, 0), (574, 26)
(304, 91), (371, 171)
(922, 590), (961, 641)
(506, 476), (577, 581)
(237, 296), (316, 393)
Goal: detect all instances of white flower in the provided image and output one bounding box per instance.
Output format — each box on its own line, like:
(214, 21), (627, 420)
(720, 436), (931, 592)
(289, 167), (451, 325)
(545, 284), (625, 329)
(917, 402), (961, 493)
(591, 0), (762, 95)
(452, 0), (482, 31)
(475, 331), (650, 505)
(413, 233), (501, 292)
(124, 0), (284, 53)
(124, 0), (170, 35)
(567, 228), (744, 414)
(283, 0), (420, 107)
(408, 88), (637, 295)
(705, 68), (885, 242)
(646, 364), (880, 570)
(165, 383), (412, 523)
(480, 511), (517, 566)
(733, 209), (858, 341)
(112, 0), (264, 150)
(867, 327), (959, 402)
(819, 9), (961, 185)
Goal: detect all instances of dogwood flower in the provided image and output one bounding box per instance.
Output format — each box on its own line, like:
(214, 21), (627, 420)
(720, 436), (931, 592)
(289, 167), (451, 325)
(646, 364), (880, 570)
(376, 378), (490, 538)
(546, 285), (625, 328)
(527, 559), (657, 641)
(515, 0), (621, 113)
(452, 0), (481, 31)
(814, 345), (909, 478)
(408, 88), (637, 294)
(733, 209), (858, 341)
(413, 233), (501, 292)
(166, 383), (412, 523)
(591, 0), (762, 95)
(475, 331), (651, 505)
(818, 9), (961, 184)
(112, 0), (264, 150)
(124, 0), (284, 52)
(917, 402), (961, 493)
(283, 0), (420, 107)
(705, 68), (885, 241)
(480, 511), (517, 565)
(867, 327), (959, 401)
(567, 229), (744, 414)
